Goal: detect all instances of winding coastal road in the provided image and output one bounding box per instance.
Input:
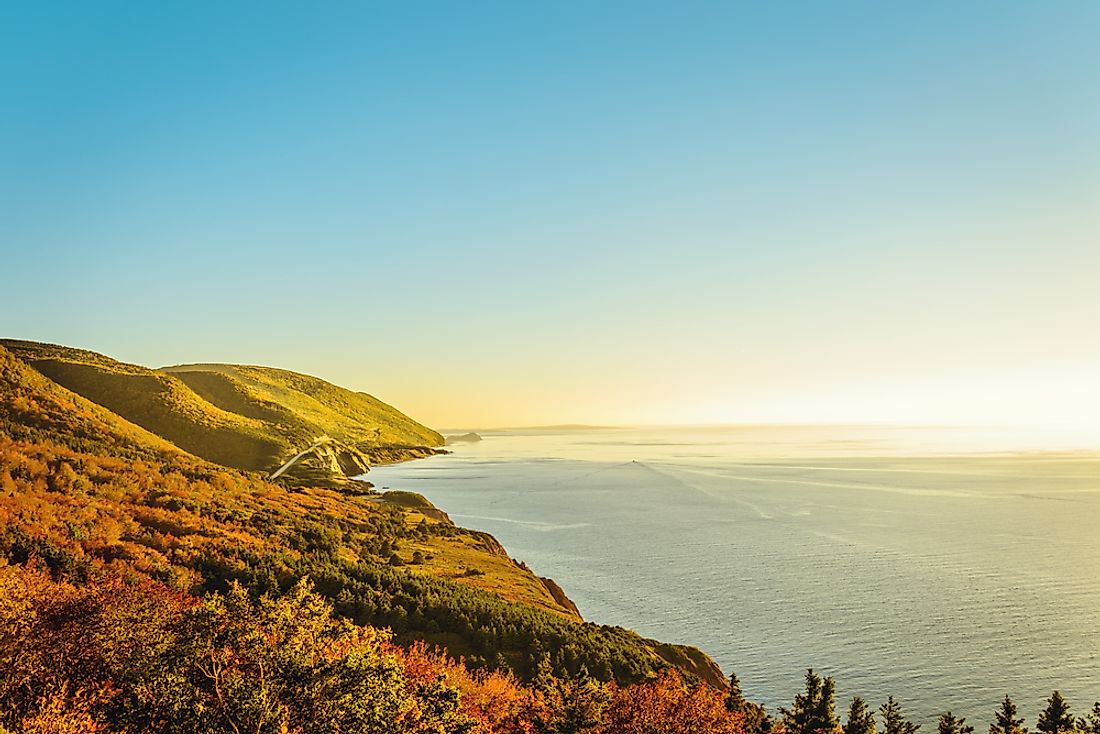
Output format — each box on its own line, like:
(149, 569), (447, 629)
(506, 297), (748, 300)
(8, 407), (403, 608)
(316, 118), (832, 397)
(269, 436), (332, 479)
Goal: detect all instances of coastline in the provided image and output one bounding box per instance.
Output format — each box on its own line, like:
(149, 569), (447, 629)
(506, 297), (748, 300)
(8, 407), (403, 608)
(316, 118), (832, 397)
(362, 428), (1100, 722)
(361, 445), (731, 689)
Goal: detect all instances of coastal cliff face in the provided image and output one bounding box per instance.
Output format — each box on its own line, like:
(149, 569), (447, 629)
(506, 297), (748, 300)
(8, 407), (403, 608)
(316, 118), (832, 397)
(0, 339), (730, 691)
(649, 641), (729, 690)
(360, 444), (447, 466)
(539, 575), (583, 618)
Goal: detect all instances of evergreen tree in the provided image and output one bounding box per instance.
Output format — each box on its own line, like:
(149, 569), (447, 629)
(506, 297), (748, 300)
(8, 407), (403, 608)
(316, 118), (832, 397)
(781, 669), (840, 734)
(991, 696), (1029, 734)
(540, 670), (610, 734)
(1076, 703), (1100, 734)
(727, 672), (773, 734)
(726, 672), (748, 714)
(1038, 692), (1076, 734)
(845, 697), (878, 734)
(939, 712), (975, 734)
(531, 651), (556, 693)
(880, 696), (921, 734)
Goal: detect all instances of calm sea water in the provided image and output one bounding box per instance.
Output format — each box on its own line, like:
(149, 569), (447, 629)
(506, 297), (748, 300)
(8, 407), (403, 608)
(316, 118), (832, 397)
(367, 426), (1100, 726)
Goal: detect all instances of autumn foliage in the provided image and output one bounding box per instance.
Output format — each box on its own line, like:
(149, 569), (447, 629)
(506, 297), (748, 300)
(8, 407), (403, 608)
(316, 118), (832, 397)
(0, 563), (744, 734)
(0, 345), (745, 731)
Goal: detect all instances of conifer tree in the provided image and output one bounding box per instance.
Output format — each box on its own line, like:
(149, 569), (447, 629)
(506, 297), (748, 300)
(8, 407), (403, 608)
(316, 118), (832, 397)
(727, 672), (772, 734)
(781, 669), (840, 734)
(939, 711), (975, 734)
(991, 696), (1029, 734)
(1038, 692), (1076, 734)
(880, 696), (921, 734)
(727, 672), (749, 714)
(845, 696), (878, 734)
(540, 667), (609, 734)
(1077, 703), (1100, 734)
(531, 651), (555, 693)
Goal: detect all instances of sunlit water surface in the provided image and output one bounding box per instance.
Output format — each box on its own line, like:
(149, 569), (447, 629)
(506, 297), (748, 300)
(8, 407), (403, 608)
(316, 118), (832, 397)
(367, 426), (1100, 725)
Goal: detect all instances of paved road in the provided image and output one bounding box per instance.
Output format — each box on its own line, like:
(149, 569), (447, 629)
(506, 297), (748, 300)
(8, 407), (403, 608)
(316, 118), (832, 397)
(269, 436), (332, 479)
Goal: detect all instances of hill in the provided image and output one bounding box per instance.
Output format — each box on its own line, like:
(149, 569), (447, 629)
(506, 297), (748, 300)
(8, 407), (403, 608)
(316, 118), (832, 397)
(446, 431), (483, 444)
(162, 362), (443, 448)
(0, 345), (181, 461)
(1, 340), (443, 481)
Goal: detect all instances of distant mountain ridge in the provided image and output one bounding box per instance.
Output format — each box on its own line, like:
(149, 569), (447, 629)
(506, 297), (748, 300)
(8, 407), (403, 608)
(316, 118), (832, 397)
(1, 339), (443, 483)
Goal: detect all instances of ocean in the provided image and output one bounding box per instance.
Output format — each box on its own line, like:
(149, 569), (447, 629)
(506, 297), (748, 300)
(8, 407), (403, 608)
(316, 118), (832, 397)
(366, 425), (1100, 726)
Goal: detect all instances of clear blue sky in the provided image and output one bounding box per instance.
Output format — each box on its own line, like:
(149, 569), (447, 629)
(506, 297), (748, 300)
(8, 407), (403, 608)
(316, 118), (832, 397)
(3, 2), (1098, 435)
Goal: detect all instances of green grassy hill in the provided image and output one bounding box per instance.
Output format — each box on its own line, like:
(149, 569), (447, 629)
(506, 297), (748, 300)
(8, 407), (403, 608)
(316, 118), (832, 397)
(1, 340), (443, 479)
(163, 363), (443, 448)
(0, 344), (181, 460)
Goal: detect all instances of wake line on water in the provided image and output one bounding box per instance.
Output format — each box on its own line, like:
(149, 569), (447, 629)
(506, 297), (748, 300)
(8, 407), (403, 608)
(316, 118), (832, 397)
(541, 459), (776, 517)
(545, 460), (644, 486)
(717, 462), (1020, 477)
(450, 513), (592, 532)
(665, 464), (985, 499)
(533, 456), (984, 503)
(631, 461), (780, 519)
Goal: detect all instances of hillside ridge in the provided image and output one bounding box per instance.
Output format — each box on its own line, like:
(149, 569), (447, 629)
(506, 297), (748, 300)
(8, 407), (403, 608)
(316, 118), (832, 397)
(1, 339), (443, 483)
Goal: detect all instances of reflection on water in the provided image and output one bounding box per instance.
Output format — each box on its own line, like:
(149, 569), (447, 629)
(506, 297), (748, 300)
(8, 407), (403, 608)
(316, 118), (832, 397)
(368, 426), (1100, 725)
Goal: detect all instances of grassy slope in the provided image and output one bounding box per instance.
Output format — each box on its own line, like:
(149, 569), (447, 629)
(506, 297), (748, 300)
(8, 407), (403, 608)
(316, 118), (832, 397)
(398, 506), (580, 619)
(0, 345), (182, 460)
(163, 363), (444, 448)
(1, 341), (442, 476)
(2, 339), (291, 470)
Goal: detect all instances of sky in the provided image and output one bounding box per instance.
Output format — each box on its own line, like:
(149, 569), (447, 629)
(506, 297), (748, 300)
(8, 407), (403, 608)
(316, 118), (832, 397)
(2, 2), (1098, 439)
